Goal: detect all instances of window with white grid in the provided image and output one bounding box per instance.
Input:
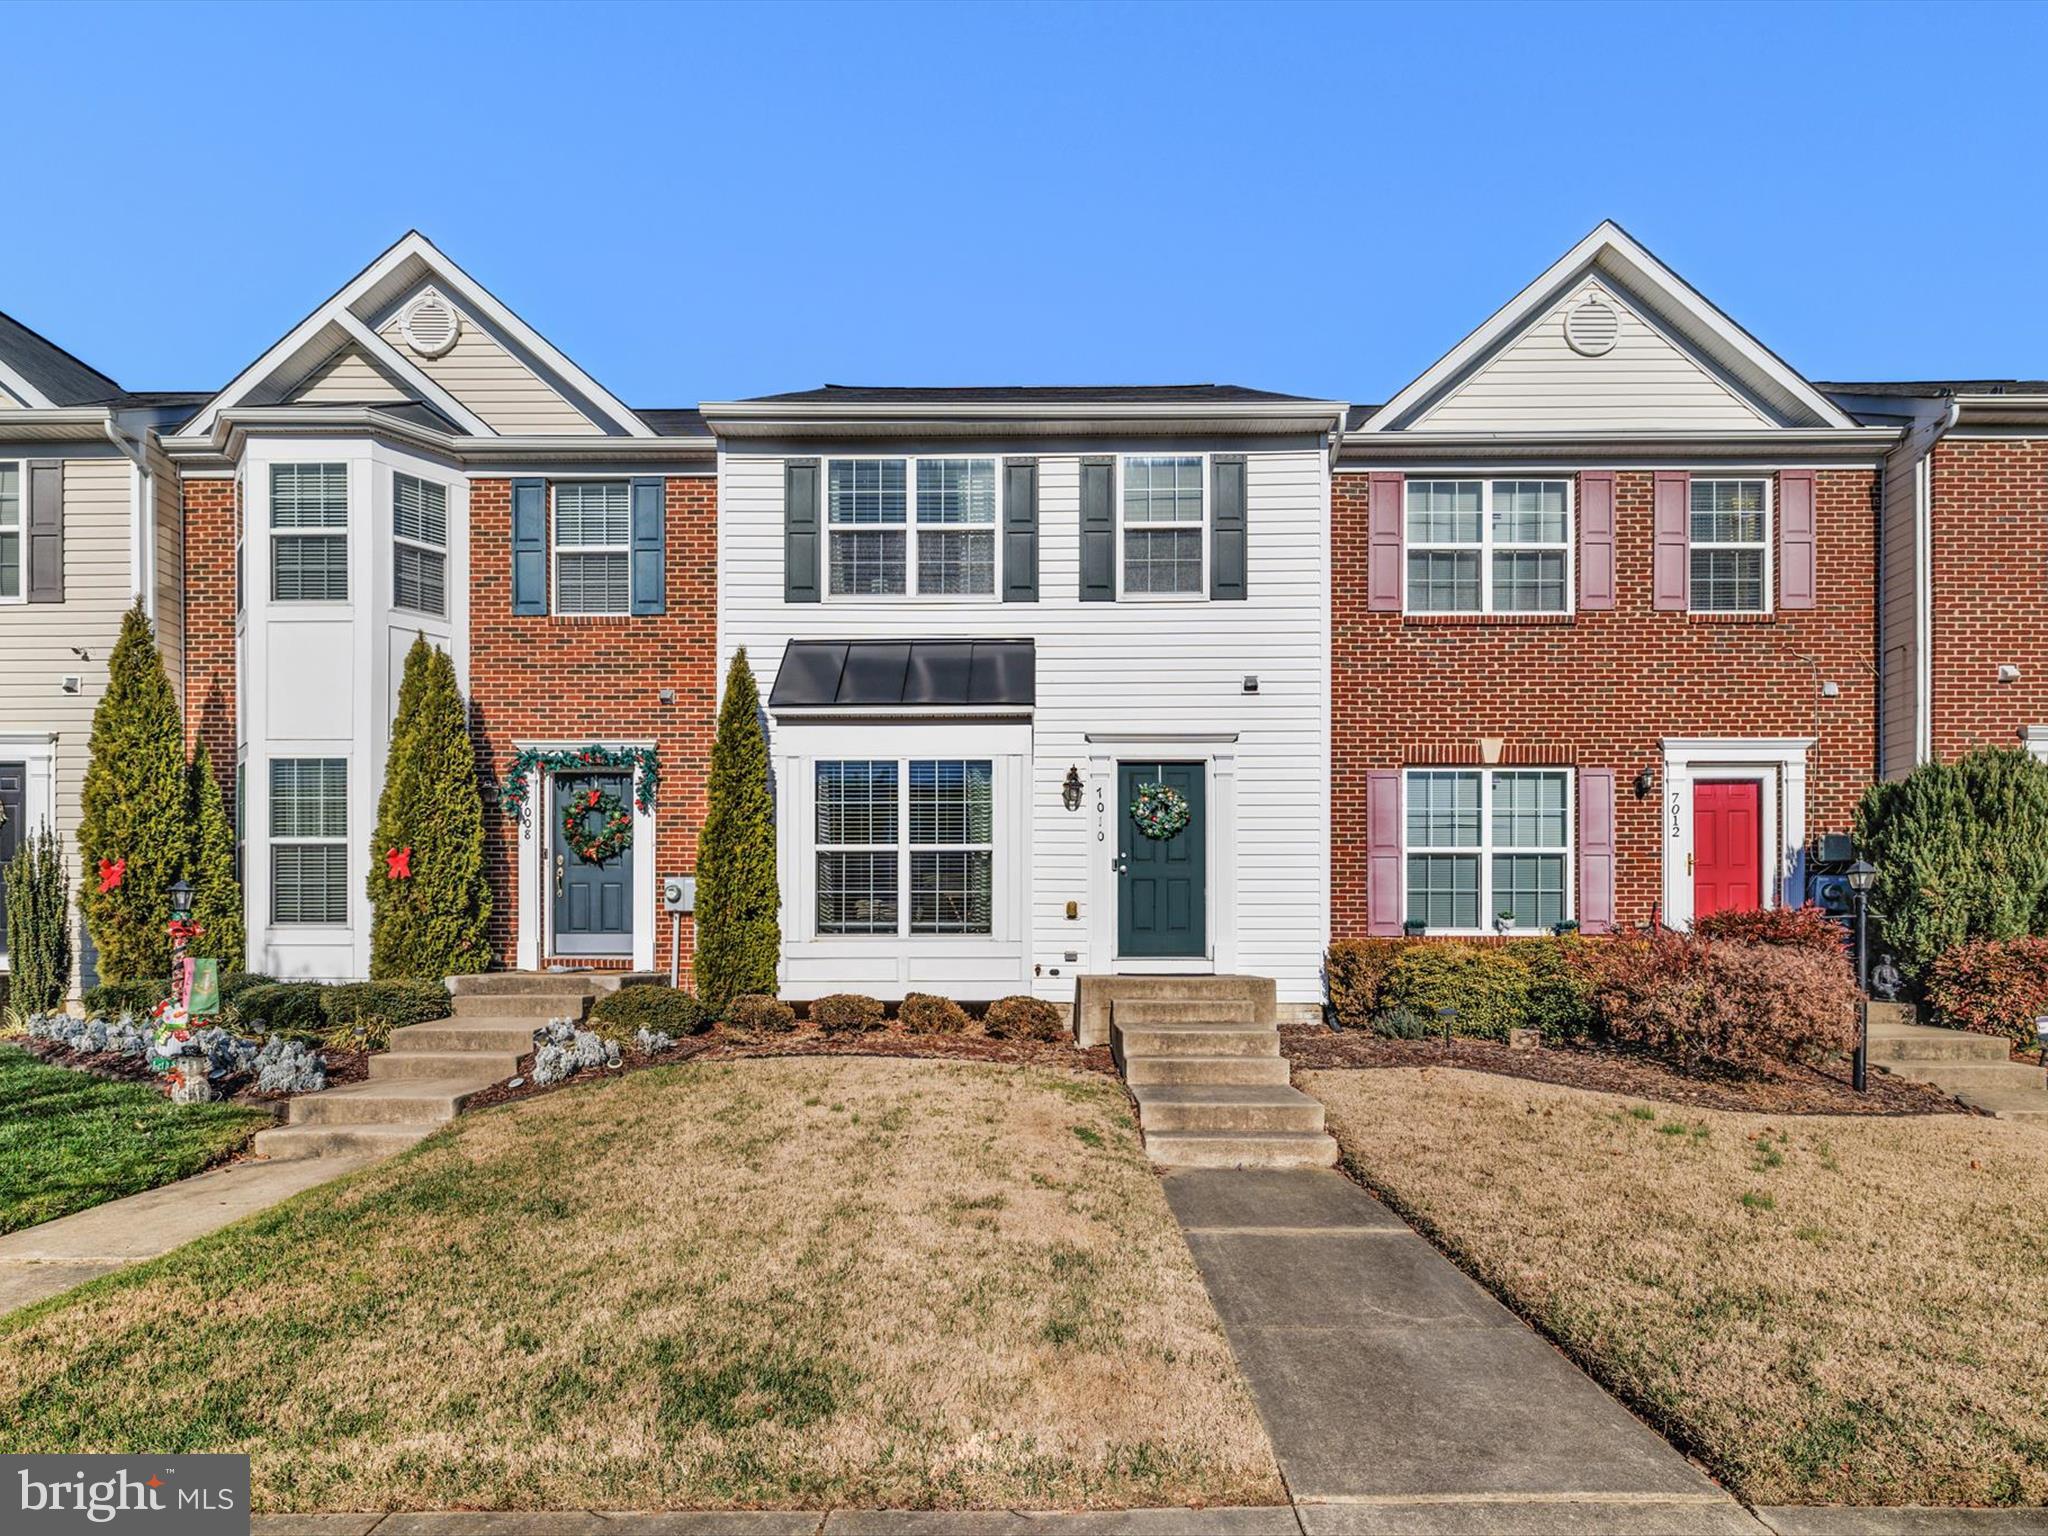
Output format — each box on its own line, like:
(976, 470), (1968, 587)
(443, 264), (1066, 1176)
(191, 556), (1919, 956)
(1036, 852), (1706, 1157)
(392, 473), (448, 617)
(0, 462), (20, 603)
(553, 481), (630, 614)
(1689, 479), (1769, 613)
(1121, 454), (1204, 595)
(909, 760), (993, 934)
(915, 459), (997, 595)
(825, 457), (1001, 598)
(1405, 479), (1570, 614)
(270, 757), (347, 925)
(270, 463), (348, 602)
(816, 760), (899, 934)
(1403, 767), (1571, 934)
(814, 757), (995, 936)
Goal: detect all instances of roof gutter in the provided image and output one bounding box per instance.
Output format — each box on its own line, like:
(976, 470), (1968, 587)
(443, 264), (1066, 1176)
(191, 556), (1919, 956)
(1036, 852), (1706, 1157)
(699, 398), (1349, 440)
(159, 406), (713, 468)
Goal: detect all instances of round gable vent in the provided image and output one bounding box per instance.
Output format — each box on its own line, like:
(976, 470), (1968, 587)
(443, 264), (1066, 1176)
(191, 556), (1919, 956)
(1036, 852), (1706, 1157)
(400, 291), (461, 358)
(1564, 294), (1619, 357)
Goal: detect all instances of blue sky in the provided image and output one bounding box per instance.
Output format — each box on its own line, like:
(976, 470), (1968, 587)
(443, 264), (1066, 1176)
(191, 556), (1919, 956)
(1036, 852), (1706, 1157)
(7, 0), (2046, 407)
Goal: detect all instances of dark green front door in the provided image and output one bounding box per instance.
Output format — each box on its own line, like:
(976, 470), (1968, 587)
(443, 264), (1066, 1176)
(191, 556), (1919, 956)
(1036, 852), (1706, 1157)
(552, 772), (634, 956)
(1117, 761), (1206, 958)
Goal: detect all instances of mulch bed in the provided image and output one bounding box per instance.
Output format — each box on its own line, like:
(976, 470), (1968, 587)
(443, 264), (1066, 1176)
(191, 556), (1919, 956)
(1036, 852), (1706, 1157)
(1281, 1025), (1972, 1117)
(461, 1027), (1118, 1113)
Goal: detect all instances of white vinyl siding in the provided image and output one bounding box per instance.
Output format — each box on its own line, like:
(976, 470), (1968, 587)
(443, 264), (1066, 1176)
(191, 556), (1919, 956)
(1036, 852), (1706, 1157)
(1689, 479), (1770, 614)
(270, 463), (349, 603)
(376, 304), (602, 435)
(287, 346), (407, 405)
(392, 473), (448, 617)
(553, 481), (631, 615)
(1404, 768), (1571, 935)
(1121, 454), (1205, 596)
(825, 457), (999, 599)
(269, 758), (348, 925)
(1405, 479), (1570, 615)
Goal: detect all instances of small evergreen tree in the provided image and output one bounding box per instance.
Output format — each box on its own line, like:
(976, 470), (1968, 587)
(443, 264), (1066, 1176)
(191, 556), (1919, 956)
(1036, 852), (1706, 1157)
(1855, 747), (2048, 979)
(3, 822), (72, 1014)
(694, 648), (780, 1012)
(78, 602), (191, 983)
(186, 742), (244, 973)
(368, 634), (492, 979)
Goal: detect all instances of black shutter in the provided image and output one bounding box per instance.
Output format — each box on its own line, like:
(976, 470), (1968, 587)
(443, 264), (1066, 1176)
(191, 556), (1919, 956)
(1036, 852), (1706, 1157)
(629, 476), (666, 615)
(511, 479), (548, 615)
(1079, 455), (1115, 602)
(0, 759), (22, 953)
(27, 460), (62, 604)
(784, 458), (821, 603)
(1210, 454), (1247, 601)
(1002, 457), (1038, 602)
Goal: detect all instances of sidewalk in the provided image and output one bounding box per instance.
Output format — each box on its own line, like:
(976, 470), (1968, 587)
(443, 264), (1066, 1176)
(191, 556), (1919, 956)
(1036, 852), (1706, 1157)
(0, 1152), (376, 1316)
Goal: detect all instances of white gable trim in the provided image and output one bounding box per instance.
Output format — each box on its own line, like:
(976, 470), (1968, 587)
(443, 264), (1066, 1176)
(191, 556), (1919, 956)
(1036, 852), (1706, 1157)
(180, 231), (650, 440)
(0, 359), (56, 410)
(1361, 221), (1856, 435)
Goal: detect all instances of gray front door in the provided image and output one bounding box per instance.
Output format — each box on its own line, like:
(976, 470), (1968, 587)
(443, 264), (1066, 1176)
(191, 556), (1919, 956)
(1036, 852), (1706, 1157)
(1117, 761), (1206, 959)
(551, 772), (634, 956)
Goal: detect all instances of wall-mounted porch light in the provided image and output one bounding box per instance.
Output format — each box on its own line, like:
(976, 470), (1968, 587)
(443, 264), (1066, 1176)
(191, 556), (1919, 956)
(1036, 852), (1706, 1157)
(1062, 766), (1084, 812)
(1632, 766), (1655, 799)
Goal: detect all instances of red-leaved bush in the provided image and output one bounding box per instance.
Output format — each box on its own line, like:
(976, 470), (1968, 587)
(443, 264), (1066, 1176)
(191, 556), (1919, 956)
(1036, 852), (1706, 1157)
(1924, 938), (2048, 1047)
(1584, 930), (1860, 1074)
(1690, 903), (1848, 955)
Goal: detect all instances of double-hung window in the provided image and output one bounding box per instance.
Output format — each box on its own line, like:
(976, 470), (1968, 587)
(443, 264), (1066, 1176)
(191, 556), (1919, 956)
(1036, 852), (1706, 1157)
(827, 460), (908, 596)
(0, 461), (20, 602)
(915, 459), (997, 595)
(271, 463), (349, 602)
(1406, 479), (1570, 614)
(1404, 767), (1571, 933)
(815, 758), (995, 936)
(1689, 479), (1769, 613)
(553, 481), (631, 614)
(824, 458), (999, 598)
(270, 758), (347, 925)
(393, 473), (448, 617)
(1121, 454), (1204, 595)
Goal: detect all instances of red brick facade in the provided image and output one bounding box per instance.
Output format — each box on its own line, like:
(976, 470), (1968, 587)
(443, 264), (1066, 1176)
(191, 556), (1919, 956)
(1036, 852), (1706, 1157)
(181, 475), (238, 785)
(467, 475), (719, 974)
(1331, 467), (1880, 936)
(1927, 438), (2048, 761)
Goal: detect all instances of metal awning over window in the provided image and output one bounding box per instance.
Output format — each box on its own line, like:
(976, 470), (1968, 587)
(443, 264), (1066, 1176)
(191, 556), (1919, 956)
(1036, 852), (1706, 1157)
(768, 640), (1035, 711)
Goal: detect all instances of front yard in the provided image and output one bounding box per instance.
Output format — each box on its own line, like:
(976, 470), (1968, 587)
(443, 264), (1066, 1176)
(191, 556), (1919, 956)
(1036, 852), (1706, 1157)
(0, 1043), (272, 1233)
(1307, 1066), (2048, 1508)
(0, 1056), (1280, 1513)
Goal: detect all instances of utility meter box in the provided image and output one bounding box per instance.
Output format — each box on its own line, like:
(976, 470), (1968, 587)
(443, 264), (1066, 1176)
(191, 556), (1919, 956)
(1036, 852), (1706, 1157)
(663, 875), (696, 914)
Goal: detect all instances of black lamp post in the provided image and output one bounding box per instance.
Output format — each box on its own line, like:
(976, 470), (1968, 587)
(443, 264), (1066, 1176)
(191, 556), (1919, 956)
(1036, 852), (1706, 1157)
(1846, 859), (1877, 1092)
(169, 878), (194, 920)
(168, 878), (194, 1007)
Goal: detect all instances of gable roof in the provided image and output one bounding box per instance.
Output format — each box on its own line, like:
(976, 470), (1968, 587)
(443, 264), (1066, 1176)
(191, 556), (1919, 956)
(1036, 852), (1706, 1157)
(1359, 221), (1857, 435)
(0, 307), (126, 408)
(177, 231), (652, 440)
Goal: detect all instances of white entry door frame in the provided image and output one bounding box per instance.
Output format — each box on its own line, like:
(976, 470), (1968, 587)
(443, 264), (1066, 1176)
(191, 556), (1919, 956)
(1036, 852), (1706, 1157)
(1083, 730), (1238, 975)
(1659, 736), (1813, 930)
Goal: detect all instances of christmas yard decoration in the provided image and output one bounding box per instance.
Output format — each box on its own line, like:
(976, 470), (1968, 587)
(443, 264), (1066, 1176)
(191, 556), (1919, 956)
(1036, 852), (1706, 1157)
(1130, 782), (1192, 840)
(96, 858), (125, 893)
(385, 846), (413, 880)
(498, 744), (660, 821)
(695, 648), (780, 1013)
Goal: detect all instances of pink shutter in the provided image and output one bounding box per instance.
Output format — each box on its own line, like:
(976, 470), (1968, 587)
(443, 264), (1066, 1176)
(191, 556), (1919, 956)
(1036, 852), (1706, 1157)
(1367, 769), (1403, 936)
(1653, 471), (1690, 611)
(1367, 472), (1403, 612)
(1579, 470), (1615, 610)
(1578, 767), (1616, 935)
(1778, 469), (1816, 610)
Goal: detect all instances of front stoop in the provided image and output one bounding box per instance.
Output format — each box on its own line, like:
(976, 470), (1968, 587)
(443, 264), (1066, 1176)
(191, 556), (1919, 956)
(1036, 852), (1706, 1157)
(253, 973), (601, 1161)
(1868, 1013), (2048, 1121)
(1101, 978), (1336, 1170)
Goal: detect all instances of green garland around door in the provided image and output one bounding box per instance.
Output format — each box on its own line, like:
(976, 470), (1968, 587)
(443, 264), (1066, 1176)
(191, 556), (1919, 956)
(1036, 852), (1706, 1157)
(560, 781), (634, 865)
(1130, 781), (1191, 840)
(498, 744), (661, 822)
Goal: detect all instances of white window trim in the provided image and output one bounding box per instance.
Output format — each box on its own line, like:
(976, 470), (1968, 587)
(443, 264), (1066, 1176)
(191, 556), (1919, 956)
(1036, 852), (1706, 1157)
(392, 471), (450, 618)
(811, 756), (999, 939)
(1687, 476), (1773, 616)
(268, 462), (351, 606)
(268, 757), (349, 927)
(1401, 766), (1576, 937)
(0, 734), (57, 967)
(0, 458), (24, 607)
(551, 478), (633, 616)
(1660, 737), (1811, 928)
(1116, 452), (1209, 602)
(1401, 476), (1575, 618)
(821, 454), (1003, 603)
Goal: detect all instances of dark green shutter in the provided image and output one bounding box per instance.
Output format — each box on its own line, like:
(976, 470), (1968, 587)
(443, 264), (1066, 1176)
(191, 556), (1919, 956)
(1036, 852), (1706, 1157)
(1079, 455), (1115, 601)
(27, 460), (62, 604)
(785, 458), (821, 603)
(1002, 457), (1038, 602)
(629, 476), (666, 615)
(511, 478), (547, 615)
(1210, 454), (1247, 601)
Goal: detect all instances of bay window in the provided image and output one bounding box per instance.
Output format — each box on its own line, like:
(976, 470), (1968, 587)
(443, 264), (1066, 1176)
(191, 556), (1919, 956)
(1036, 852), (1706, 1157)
(1689, 479), (1769, 613)
(1404, 767), (1571, 933)
(1406, 479), (1570, 614)
(271, 463), (349, 602)
(815, 757), (994, 936)
(393, 472), (449, 617)
(270, 758), (347, 925)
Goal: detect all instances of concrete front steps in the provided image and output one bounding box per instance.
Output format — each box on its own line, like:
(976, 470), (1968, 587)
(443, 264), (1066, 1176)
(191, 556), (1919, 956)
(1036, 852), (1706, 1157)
(1867, 1002), (2048, 1121)
(254, 972), (601, 1161)
(1101, 977), (1336, 1170)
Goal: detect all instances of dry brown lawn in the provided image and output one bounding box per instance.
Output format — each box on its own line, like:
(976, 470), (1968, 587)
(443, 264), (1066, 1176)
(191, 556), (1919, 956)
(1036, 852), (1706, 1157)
(0, 1058), (1279, 1513)
(1305, 1067), (2048, 1508)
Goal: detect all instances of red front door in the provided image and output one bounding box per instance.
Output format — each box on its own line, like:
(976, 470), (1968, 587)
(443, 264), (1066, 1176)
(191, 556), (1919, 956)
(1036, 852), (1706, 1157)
(1693, 780), (1763, 919)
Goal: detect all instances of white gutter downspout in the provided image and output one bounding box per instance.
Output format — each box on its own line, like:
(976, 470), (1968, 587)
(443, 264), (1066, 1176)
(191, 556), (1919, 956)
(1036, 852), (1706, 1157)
(104, 415), (154, 617)
(1914, 400), (1961, 767)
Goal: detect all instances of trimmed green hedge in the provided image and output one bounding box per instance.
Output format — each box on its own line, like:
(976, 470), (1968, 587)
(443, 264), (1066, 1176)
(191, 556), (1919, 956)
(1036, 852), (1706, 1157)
(587, 985), (711, 1043)
(1326, 937), (1595, 1044)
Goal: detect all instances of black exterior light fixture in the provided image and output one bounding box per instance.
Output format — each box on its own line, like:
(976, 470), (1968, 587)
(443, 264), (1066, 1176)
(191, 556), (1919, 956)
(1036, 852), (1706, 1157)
(169, 878), (194, 921)
(1061, 766), (1083, 812)
(1846, 858), (1877, 1092)
(1633, 766), (1656, 799)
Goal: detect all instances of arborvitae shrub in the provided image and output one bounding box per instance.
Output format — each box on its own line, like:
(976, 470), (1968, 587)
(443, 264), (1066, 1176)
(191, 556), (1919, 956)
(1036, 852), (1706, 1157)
(694, 649), (781, 1014)
(185, 742), (244, 973)
(3, 823), (71, 1015)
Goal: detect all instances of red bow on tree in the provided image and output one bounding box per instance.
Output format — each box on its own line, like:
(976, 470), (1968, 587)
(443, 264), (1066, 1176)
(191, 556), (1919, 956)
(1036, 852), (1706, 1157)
(385, 846), (413, 880)
(97, 857), (125, 893)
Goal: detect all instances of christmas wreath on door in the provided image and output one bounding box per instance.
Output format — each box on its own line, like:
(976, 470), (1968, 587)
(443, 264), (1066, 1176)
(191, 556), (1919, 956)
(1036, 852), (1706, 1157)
(561, 780), (634, 865)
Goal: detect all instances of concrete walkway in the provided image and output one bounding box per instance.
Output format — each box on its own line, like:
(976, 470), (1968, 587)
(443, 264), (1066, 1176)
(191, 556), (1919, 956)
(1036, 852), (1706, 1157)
(1161, 1168), (1758, 1536)
(0, 1152), (375, 1316)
